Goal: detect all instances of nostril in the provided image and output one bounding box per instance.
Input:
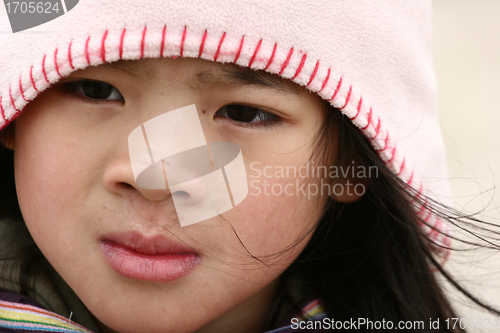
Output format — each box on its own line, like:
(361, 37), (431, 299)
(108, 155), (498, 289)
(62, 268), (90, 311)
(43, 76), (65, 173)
(172, 191), (191, 203)
(117, 182), (135, 191)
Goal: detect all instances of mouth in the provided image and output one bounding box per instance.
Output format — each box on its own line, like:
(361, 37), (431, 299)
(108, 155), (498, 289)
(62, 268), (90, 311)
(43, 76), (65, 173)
(100, 232), (199, 282)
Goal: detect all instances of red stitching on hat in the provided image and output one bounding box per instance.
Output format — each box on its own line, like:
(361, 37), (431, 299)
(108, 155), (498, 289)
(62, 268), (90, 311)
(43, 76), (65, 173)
(351, 97), (363, 121)
(263, 43), (277, 70)
(379, 133), (389, 151)
(199, 29), (207, 58)
(373, 118), (381, 139)
(318, 68), (330, 93)
(214, 32), (226, 61)
(160, 25), (167, 57)
(119, 28), (126, 59)
(0, 97), (19, 125)
(180, 26), (187, 57)
(410, 183), (423, 205)
(396, 157), (406, 176)
(428, 214), (438, 230)
(0, 97), (4, 120)
(417, 183), (424, 199)
(411, 183), (424, 204)
(234, 35), (245, 63)
(431, 219), (442, 237)
(426, 227), (438, 244)
(42, 55), (49, 83)
(340, 86), (352, 109)
(9, 87), (19, 112)
(411, 183), (427, 204)
(19, 78), (27, 102)
(423, 208), (433, 224)
(248, 39), (262, 68)
(101, 30), (108, 63)
(360, 107), (372, 130)
(306, 60), (319, 87)
(140, 27), (147, 59)
(30, 66), (39, 93)
(330, 79), (343, 102)
(54, 48), (61, 77)
(278, 47), (294, 75)
(328, 77), (342, 101)
(425, 227), (437, 246)
(85, 36), (91, 65)
(68, 41), (74, 70)
(407, 170), (415, 186)
(0, 97), (5, 121)
(387, 147), (397, 163)
(291, 53), (307, 80)
(419, 197), (429, 213)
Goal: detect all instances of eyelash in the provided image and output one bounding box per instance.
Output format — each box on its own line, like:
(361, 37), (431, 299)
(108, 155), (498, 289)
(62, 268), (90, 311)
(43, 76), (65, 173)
(214, 104), (283, 129)
(58, 80), (124, 103)
(57, 80), (282, 129)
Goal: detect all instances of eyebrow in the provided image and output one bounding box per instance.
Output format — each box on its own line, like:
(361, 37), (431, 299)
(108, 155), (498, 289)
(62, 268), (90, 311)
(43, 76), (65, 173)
(100, 60), (303, 96)
(101, 60), (141, 76)
(206, 66), (303, 96)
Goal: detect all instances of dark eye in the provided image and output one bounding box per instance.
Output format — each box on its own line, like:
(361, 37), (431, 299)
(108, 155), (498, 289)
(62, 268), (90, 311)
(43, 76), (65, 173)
(60, 80), (124, 102)
(80, 81), (122, 100)
(215, 105), (280, 128)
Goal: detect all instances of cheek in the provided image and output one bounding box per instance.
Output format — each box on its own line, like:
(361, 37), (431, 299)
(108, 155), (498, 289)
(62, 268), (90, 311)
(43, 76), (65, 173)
(233, 184), (321, 249)
(214, 158), (326, 270)
(13, 110), (102, 256)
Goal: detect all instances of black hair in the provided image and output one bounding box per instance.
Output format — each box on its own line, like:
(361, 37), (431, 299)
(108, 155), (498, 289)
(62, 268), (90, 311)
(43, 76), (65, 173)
(260, 106), (500, 332)
(0, 133), (21, 222)
(0, 137), (43, 295)
(1, 105), (499, 333)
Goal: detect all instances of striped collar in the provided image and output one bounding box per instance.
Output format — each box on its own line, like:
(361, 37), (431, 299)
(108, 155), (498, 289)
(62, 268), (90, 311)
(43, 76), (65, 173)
(1, 297), (326, 333)
(0, 299), (93, 333)
(264, 299), (327, 333)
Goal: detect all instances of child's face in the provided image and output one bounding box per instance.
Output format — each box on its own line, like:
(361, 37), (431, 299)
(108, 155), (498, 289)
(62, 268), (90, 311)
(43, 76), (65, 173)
(11, 58), (331, 332)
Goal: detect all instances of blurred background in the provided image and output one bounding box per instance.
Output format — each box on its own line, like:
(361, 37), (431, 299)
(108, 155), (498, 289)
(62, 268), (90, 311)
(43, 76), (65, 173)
(433, 0), (500, 328)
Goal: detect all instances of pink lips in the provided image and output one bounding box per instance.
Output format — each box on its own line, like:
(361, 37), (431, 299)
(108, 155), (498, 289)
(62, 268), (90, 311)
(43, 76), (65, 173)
(100, 233), (198, 282)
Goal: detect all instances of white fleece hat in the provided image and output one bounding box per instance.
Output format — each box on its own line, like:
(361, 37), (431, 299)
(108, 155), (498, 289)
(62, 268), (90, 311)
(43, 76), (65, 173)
(0, 0), (451, 253)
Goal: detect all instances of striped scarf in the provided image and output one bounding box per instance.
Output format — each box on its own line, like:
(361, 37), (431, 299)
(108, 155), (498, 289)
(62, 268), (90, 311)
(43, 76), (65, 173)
(0, 300), (93, 333)
(1, 298), (326, 332)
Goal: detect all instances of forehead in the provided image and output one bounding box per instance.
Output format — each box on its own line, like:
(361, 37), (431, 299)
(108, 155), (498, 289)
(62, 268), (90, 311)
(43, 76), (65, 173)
(98, 58), (304, 96)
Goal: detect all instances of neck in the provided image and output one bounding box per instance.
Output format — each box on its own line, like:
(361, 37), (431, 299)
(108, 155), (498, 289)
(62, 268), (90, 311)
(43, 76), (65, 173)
(96, 278), (280, 333)
(194, 278), (280, 333)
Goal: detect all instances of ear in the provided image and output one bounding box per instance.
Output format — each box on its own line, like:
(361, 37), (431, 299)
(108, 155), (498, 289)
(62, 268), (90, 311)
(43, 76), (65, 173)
(0, 122), (15, 150)
(329, 171), (370, 203)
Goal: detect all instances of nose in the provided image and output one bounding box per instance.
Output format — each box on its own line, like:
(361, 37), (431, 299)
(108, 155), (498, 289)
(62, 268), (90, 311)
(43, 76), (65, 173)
(105, 104), (241, 227)
(103, 155), (169, 201)
(103, 154), (207, 204)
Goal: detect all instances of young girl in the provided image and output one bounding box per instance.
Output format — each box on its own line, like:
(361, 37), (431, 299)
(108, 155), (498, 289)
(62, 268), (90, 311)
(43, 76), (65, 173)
(0, 1), (498, 332)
